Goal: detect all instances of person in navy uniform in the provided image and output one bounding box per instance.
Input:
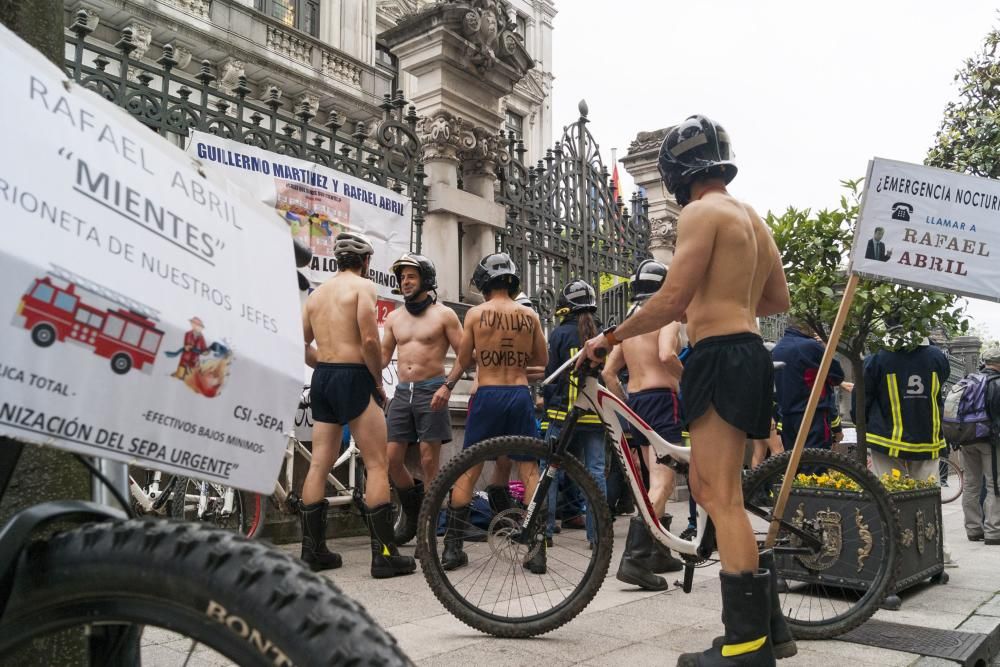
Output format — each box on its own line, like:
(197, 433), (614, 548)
(865, 227), (892, 262)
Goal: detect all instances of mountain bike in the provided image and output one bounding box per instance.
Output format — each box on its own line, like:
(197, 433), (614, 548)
(0, 438), (411, 666)
(416, 350), (900, 639)
(129, 467), (267, 537)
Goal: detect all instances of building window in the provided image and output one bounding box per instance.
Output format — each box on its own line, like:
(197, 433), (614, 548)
(505, 110), (524, 143)
(255, 0), (319, 37)
(515, 14), (527, 39)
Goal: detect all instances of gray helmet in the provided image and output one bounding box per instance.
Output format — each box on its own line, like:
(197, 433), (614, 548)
(514, 292), (534, 309)
(334, 231), (374, 257)
(471, 253), (519, 296)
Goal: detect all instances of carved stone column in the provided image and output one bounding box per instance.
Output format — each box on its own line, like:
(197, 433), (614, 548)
(622, 127), (682, 265)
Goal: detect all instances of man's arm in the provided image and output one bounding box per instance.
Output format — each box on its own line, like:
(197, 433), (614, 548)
(443, 307), (464, 356)
(658, 322), (684, 377)
(302, 300), (316, 367)
(432, 308), (477, 411)
(601, 345), (628, 400)
(356, 282), (385, 403)
(756, 255), (790, 317)
(380, 312), (397, 369)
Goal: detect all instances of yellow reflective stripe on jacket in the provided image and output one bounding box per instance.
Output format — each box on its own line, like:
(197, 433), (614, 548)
(866, 433), (945, 457)
(887, 373), (903, 443)
(549, 345), (601, 425)
(830, 415), (842, 429)
(721, 635), (767, 658)
(931, 371), (941, 443)
(546, 408), (601, 425)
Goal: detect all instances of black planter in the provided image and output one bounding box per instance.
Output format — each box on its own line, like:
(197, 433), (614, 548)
(883, 486), (946, 608)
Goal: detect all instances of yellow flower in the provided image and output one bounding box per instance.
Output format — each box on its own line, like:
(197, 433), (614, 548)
(892, 469), (901, 480)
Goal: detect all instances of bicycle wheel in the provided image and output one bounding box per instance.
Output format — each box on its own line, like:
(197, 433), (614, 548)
(0, 519), (410, 666)
(170, 477), (266, 538)
(417, 436), (613, 638)
(742, 448), (900, 639)
(939, 453), (963, 504)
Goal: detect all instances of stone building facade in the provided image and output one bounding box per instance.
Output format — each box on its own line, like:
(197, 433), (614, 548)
(621, 127), (681, 264)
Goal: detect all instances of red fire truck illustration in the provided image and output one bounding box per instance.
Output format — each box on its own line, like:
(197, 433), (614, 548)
(12, 265), (164, 375)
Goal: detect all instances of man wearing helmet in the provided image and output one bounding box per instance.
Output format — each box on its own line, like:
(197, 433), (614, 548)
(380, 253), (463, 546)
(580, 116), (791, 665)
(437, 253), (548, 572)
(302, 231), (415, 579)
(601, 260), (685, 591)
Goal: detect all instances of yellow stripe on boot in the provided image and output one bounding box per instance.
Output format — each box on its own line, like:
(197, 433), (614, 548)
(721, 635), (767, 657)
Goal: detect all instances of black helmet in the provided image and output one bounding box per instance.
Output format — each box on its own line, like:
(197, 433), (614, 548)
(557, 280), (597, 315)
(514, 292), (534, 309)
(471, 252), (519, 296)
(391, 253), (437, 297)
(657, 115), (737, 207)
(630, 259), (667, 301)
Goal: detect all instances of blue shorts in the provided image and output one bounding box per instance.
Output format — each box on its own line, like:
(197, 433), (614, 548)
(464, 385), (537, 461)
(627, 388), (683, 448)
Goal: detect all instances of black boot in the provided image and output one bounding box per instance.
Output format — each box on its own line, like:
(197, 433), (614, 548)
(364, 502), (416, 579)
(298, 499), (343, 572)
(647, 514), (685, 574)
(523, 539), (547, 574)
(616, 517), (668, 590)
(441, 504), (470, 571)
(711, 551), (796, 659)
(393, 480), (424, 545)
(678, 569), (775, 666)
(486, 484), (514, 514)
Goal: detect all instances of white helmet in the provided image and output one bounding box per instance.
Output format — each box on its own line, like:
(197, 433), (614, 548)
(334, 231), (374, 257)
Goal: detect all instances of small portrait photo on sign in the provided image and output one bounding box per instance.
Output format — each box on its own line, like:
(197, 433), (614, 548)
(865, 226), (893, 262)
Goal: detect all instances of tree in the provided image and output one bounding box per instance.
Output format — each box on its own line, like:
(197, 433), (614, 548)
(767, 179), (968, 461)
(927, 25), (1000, 176)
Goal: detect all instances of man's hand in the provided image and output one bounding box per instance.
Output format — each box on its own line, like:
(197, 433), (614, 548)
(431, 385), (451, 411)
(576, 333), (611, 370)
(841, 381), (855, 393)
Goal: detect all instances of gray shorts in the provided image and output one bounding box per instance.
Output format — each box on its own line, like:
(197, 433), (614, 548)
(386, 377), (452, 445)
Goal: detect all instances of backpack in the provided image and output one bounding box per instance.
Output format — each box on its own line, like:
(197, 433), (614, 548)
(942, 373), (998, 446)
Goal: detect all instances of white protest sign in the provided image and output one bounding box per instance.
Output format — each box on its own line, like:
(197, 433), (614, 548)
(0, 24), (302, 494)
(850, 158), (1000, 301)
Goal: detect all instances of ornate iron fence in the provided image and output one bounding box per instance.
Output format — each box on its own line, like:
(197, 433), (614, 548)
(63, 11), (427, 251)
(495, 101), (651, 328)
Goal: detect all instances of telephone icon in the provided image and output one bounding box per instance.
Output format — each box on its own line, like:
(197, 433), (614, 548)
(891, 202), (913, 221)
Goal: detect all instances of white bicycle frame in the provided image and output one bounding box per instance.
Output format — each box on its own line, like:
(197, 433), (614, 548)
(274, 433), (361, 508)
(129, 470), (237, 519)
(542, 352), (708, 557)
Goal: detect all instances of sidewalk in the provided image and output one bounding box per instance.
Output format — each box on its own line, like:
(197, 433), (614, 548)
(283, 498), (1000, 666)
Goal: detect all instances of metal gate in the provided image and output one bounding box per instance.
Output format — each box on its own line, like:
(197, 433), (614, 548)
(495, 101), (651, 329)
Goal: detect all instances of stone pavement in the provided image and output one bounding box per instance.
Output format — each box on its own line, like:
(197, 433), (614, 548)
(278, 498), (1000, 666)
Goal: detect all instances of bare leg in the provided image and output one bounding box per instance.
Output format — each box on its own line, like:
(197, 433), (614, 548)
(517, 460), (541, 503)
(490, 455), (513, 486)
(451, 463), (484, 507)
(688, 406), (758, 573)
(751, 440), (768, 469)
(420, 441), (441, 485)
(302, 421), (342, 505)
(349, 397), (391, 507)
(643, 445), (675, 517)
(387, 442), (414, 489)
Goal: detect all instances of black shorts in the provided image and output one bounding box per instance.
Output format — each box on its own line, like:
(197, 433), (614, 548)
(310, 363), (379, 425)
(386, 377), (453, 445)
(680, 333), (773, 440)
(627, 388), (683, 449)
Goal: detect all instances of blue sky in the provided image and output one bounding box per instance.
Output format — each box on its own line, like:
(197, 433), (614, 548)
(551, 0), (1000, 340)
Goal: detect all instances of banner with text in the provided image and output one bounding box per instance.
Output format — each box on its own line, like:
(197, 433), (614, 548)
(851, 158), (1000, 302)
(0, 24), (303, 494)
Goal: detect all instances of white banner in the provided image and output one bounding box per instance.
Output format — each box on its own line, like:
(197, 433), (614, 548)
(0, 24), (302, 494)
(851, 158), (1000, 302)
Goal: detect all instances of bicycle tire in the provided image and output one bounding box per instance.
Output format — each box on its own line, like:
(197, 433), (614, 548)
(742, 448), (900, 640)
(170, 477), (266, 538)
(417, 436), (613, 638)
(0, 519), (410, 666)
(939, 455), (963, 504)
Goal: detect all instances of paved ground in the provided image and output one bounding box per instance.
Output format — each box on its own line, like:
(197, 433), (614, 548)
(277, 497), (1000, 666)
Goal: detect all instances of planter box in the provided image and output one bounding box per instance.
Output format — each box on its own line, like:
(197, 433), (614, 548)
(777, 485), (943, 597)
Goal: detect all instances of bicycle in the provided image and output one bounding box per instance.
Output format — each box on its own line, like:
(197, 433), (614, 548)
(129, 467), (267, 537)
(0, 440), (411, 665)
(416, 350), (900, 639)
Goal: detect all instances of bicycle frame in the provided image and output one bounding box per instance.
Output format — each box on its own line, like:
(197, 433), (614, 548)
(537, 353), (708, 557)
(273, 434), (361, 508)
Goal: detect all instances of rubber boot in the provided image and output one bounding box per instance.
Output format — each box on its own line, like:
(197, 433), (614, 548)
(393, 480), (424, 545)
(486, 484), (514, 514)
(523, 539), (547, 574)
(678, 570), (775, 666)
(647, 514), (685, 574)
(616, 517), (668, 590)
(297, 499), (343, 572)
(441, 504), (470, 571)
(711, 551), (796, 659)
(364, 502), (417, 579)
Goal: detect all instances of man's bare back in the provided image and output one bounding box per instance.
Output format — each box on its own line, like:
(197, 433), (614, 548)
(620, 319), (683, 393)
(383, 303), (461, 382)
(466, 298), (546, 387)
(305, 272), (374, 364)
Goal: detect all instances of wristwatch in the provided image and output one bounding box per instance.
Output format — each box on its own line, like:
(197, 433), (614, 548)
(602, 325), (621, 347)
(445, 378), (458, 391)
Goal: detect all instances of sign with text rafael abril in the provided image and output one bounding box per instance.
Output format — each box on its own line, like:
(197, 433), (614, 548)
(851, 158), (1000, 302)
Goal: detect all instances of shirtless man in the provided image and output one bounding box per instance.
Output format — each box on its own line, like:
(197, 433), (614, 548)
(581, 116), (792, 665)
(302, 231), (415, 579)
(381, 253), (462, 545)
(436, 253), (548, 573)
(602, 259), (684, 591)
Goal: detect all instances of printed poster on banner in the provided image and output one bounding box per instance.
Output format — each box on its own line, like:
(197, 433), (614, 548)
(187, 131), (411, 417)
(0, 24), (303, 494)
(851, 158), (1000, 302)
